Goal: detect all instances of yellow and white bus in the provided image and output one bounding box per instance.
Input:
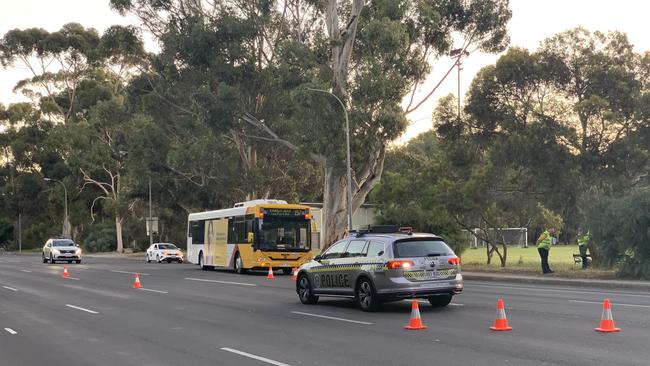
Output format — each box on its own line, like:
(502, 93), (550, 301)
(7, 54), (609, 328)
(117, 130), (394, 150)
(187, 199), (314, 274)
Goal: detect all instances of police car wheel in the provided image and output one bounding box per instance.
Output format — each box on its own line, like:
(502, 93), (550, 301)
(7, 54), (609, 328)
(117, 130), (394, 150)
(356, 278), (379, 312)
(298, 275), (318, 304)
(427, 294), (452, 307)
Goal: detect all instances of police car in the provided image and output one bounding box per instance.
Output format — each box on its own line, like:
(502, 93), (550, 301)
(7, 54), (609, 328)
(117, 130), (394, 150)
(295, 226), (463, 311)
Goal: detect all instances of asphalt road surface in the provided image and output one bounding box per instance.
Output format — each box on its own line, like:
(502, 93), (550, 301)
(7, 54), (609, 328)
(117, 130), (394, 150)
(1, 254), (648, 366)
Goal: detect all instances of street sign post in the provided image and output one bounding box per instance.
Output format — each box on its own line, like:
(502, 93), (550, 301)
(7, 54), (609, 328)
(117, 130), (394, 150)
(146, 217), (158, 237)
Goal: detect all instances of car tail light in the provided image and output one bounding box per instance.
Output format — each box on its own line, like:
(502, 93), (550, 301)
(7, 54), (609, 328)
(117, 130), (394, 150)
(387, 260), (414, 269)
(448, 257), (461, 265)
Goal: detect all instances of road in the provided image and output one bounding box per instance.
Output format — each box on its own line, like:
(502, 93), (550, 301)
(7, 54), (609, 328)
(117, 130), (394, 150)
(1, 253), (648, 366)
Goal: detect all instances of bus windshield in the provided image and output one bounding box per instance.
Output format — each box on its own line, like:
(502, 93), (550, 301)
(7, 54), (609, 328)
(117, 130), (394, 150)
(257, 217), (310, 251)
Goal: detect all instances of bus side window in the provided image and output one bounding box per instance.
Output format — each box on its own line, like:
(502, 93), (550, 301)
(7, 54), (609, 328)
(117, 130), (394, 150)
(191, 221), (205, 244)
(228, 219), (236, 244)
(228, 215), (251, 244)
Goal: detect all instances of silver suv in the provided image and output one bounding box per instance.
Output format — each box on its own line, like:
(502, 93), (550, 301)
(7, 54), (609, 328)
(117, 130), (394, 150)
(296, 228), (463, 311)
(42, 238), (82, 264)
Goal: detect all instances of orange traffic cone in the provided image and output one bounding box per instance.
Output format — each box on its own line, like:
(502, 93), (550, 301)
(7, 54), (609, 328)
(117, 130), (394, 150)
(292, 268), (298, 281)
(490, 298), (513, 331)
(595, 299), (621, 333)
(267, 266), (275, 279)
(404, 300), (427, 330)
(62, 266), (69, 279)
(133, 273), (142, 289)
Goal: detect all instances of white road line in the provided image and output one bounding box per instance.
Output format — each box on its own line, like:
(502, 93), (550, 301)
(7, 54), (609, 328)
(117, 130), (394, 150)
(466, 283), (650, 299)
(184, 277), (257, 287)
(220, 347), (291, 366)
(65, 304), (99, 314)
(66, 277), (80, 281)
(110, 270), (150, 276)
(569, 299), (650, 309)
(4, 328), (18, 335)
(290, 311), (373, 325)
(449, 303), (464, 307)
(139, 288), (168, 294)
(20, 269), (32, 273)
(2, 286), (18, 292)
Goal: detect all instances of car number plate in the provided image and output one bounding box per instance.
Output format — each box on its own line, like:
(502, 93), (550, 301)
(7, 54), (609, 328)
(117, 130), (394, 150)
(420, 281), (450, 288)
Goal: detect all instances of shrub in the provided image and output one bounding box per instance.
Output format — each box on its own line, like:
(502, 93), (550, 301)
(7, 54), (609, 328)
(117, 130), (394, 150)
(81, 221), (116, 252)
(586, 189), (650, 279)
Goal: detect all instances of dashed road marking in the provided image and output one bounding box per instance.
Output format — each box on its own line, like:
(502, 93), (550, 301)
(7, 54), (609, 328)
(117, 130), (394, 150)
(20, 269), (32, 273)
(139, 288), (168, 294)
(185, 277), (256, 287)
(110, 270), (150, 276)
(66, 277), (80, 281)
(65, 304), (99, 314)
(2, 286), (18, 292)
(569, 299), (650, 309)
(4, 328), (17, 335)
(290, 311), (373, 325)
(220, 347), (291, 366)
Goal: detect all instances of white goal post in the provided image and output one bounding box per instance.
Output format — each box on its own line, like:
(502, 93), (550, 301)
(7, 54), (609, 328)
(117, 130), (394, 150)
(464, 228), (529, 249)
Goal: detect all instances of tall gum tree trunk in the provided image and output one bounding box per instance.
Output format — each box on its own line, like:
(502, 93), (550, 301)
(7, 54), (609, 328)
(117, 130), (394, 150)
(322, 166), (350, 247)
(115, 215), (124, 253)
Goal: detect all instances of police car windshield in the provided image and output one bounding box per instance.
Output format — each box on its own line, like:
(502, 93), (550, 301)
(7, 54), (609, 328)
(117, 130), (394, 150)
(158, 244), (177, 249)
(257, 217), (310, 251)
(393, 240), (453, 258)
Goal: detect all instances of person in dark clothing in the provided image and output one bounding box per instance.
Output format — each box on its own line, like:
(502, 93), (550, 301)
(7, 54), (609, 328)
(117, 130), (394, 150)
(537, 227), (556, 274)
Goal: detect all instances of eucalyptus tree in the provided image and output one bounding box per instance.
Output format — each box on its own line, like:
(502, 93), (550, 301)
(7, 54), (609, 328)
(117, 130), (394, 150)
(111, 0), (511, 247)
(1, 23), (147, 251)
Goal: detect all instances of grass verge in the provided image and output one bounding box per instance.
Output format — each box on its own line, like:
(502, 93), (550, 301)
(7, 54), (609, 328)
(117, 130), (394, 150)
(460, 245), (618, 279)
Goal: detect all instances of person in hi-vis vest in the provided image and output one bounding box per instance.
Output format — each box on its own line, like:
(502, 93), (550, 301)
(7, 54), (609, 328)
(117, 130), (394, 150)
(577, 231), (590, 269)
(536, 227), (556, 274)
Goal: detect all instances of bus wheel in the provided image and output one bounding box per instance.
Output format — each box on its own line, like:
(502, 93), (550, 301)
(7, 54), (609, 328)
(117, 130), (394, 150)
(199, 252), (207, 270)
(234, 253), (246, 274)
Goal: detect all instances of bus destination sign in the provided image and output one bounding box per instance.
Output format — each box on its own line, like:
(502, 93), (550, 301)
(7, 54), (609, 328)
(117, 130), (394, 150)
(264, 208), (305, 217)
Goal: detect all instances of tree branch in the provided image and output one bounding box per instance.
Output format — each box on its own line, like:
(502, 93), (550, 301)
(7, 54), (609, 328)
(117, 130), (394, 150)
(240, 113), (327, 165)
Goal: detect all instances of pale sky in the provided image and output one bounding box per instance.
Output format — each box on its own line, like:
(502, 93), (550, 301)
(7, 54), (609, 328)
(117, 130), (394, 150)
(2, 0), (649, 142)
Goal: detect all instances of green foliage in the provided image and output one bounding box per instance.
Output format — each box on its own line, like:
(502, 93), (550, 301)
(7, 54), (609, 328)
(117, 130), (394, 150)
(0, 217), (13, 248)
(586, 189), (650, 278)
(82, 220), (117, 253)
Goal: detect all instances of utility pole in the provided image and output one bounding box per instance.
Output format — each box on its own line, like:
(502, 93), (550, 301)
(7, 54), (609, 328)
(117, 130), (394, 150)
(18, 212), (22, 253)
(457, 58), (462, 120)
(449, 48), (470, 121)
(148, 177), (153, 246)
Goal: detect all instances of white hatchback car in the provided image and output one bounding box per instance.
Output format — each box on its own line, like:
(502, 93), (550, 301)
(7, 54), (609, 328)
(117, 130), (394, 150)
(146, 243), (184, 263)
(42, 238), (82, 264)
